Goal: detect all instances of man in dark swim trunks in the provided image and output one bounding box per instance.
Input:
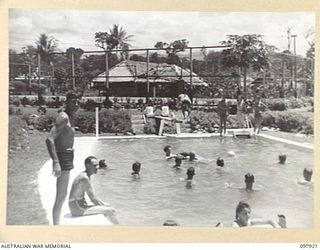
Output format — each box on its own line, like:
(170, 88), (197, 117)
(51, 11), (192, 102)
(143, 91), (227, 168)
(46, 91), (80, 225)
(68, 156), (117, 223)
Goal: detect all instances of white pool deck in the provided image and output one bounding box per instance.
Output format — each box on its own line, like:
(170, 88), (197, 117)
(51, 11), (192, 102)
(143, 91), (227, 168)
(38, 131), (313, 225)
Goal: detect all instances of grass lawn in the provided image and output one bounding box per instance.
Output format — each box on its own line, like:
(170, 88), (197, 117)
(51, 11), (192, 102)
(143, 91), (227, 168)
(7, 129), (49, 225)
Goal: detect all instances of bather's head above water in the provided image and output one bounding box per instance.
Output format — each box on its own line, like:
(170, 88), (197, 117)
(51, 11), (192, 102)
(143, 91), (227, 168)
(163, 145), (172, 156)
(278, 153), (287, 164)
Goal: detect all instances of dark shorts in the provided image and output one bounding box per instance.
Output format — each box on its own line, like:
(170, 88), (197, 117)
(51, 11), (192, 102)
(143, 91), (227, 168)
(57, 150), (74, 171)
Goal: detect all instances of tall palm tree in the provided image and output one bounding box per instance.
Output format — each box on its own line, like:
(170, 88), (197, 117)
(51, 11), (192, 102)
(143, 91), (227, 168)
(36, 33), (58, 64)
(95, 24), (132, 58)
(35, 34), (58, 98)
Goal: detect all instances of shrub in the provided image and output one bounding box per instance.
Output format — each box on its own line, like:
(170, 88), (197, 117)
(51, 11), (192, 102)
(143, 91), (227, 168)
(20, 97), (31, 106)
(99, 110), (132, 133)
(144, 120), (157, 134)
(34, 113), (57, 131)
(262, 110), (313, 134)
(113, 103), (122, 110)
(75, 111), (95, 133)
(74, 109), (132, 134)
(81, 99), (101, 111)
(264, 98), (287, 111)
(13, 98), (21, 107)
(189, 111), (220, 132)
(9, 115), (28, 149)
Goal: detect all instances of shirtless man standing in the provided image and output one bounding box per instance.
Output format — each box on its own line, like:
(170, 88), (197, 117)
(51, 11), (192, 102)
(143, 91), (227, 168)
(46, 91), (79, 225)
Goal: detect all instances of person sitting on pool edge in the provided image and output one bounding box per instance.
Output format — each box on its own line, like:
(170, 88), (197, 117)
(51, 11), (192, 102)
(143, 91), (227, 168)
(131, 161), (141, 178)
(244, 172), (254, 190)
(68, 156), (118, 224)
(232, 201), (284, 228)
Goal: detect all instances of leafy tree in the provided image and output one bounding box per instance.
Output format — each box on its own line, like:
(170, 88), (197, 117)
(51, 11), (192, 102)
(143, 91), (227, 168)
(220, 34), (269, 99)
(66, 47), (84, 63)
(154, 39), (189, 66)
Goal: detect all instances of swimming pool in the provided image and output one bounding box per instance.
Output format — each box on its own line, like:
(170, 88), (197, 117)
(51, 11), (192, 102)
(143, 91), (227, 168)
(91, 137), (313, 228)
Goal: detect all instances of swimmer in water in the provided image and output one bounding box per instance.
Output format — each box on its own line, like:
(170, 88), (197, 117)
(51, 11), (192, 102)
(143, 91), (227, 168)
(303, 168), (313, 182)
(232, 201), (283, 228)
(185, 167), (195, 188)
(163, 145), (177, 160)
(244, 172), (255, 191)
(216, 157), (225, 168)
(99, 159), (107, 169)
(297, 168), (313, 186)
(131, 161), (141, 178)
(278, 153), (287, 164)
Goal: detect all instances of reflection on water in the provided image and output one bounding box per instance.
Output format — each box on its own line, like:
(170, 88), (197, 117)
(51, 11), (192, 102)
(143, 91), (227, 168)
(91, 137), (313, 228)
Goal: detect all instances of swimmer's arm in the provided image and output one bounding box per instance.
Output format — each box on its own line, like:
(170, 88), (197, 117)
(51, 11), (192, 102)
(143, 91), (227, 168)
(250, 219), (280, 228)
(166, 155), (177, 160)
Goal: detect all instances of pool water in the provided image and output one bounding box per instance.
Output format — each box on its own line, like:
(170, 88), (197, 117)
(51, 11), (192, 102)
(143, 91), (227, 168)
(91, 137), (314, 228)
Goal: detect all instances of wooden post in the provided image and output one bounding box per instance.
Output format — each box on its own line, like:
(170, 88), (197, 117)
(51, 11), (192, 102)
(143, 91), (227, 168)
(71, 52), (75, 90)
(146, 49), (150, 102)
(158, 119), (165, 136)
(189, 47), (193, 102)
(28, 64), (32, 95)
(105, 52), (109, 89)
(95, 107), (99, 137)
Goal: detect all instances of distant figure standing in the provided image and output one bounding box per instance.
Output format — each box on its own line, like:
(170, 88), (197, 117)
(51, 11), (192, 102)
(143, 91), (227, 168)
(178, 93), (192, 119)
(252, 96), (267, 134)
(244, 173), (255, 190)
(46, 91), (80, 225)
(68, 156), (118, 223)
(217, 91), (229, 136)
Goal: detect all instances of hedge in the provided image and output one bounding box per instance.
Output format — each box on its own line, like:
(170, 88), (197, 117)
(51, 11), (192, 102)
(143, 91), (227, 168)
(262, 110), (313, 134)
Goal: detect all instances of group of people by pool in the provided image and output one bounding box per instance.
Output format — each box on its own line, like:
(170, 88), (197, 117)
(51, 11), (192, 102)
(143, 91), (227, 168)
(45, 90), (312, 227)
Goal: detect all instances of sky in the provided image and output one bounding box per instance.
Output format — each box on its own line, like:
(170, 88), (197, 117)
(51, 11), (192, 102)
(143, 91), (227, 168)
(9, 9), (315, 56)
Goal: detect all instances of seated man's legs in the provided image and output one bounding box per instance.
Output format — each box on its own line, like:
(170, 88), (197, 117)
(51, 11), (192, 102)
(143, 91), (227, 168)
(84, 205), (118, 224)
